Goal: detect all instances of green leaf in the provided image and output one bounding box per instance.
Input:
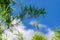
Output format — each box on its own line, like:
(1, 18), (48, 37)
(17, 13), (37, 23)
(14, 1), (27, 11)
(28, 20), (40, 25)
(32, 33), (47, 40)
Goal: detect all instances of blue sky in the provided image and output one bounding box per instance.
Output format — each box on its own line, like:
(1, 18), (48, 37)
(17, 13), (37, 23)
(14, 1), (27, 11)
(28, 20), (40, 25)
(23, 0), (60, 29)
(2, 0), (60, 40)
(12, 0), (60, 33)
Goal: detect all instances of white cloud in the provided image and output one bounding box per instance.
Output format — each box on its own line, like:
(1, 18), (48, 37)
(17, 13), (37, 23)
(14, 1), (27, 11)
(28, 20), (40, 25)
(29, 20), (55, 40)
(45, 28), (54, 40)
(3, 29), (17, 40)
(38, 24), (47, 29)
(11, 18), (21, 25)
(3, 19), (35, 40)
(29, 21), (47, 29)
(3, 20), (55, 40)
(30, 21), (36, 25)
(13, 25), (34, 40)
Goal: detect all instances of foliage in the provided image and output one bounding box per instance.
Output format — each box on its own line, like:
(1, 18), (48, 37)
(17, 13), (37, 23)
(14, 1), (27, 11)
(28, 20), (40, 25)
(33, 21), (40, 31)
(15, 31), (24, 40)
(0, 0), (46, 40)
(32, 33), (47, 40)
(0, 0), (46, 28)
(0, 24), (4, 40)
(19, 5), (46, 20)
(52, 28), (60, 40)
(3, 34), (9, 40)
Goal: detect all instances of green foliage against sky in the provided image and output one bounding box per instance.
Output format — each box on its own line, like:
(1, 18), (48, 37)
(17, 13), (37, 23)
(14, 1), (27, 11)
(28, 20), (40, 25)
(0, 0), (60, 40)
(0, 0), (46, 29)
(32, 33), (47, 40)
(52, 28), (60, 40)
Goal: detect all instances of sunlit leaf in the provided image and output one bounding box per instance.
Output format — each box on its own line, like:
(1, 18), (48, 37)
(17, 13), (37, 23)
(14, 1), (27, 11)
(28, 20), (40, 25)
(32, 33), (47, 40)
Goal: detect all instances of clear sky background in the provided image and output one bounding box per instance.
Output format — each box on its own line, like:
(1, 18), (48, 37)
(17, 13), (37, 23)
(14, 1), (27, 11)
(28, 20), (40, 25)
(12, 0), (60, 33)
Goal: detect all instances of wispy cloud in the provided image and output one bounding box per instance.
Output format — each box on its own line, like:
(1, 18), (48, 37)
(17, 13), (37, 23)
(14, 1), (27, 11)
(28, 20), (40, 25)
(45, 28), (54, 40)
(29, 21), (47, 29)
(3, 20), (55, 40)
(30, 20), (55, 40)
(3, 19), (35, 40)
